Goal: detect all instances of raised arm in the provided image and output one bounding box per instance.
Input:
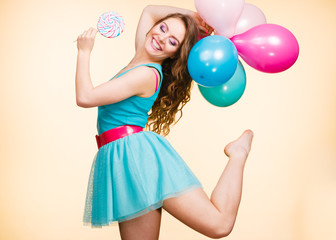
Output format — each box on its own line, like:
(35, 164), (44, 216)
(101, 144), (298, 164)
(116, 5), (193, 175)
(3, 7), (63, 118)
(135, 5), (212, 51)
(75, 28), (158, 108)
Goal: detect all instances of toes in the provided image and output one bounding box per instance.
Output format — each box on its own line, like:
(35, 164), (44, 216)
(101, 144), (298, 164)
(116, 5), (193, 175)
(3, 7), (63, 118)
(243, 129), (254, 139)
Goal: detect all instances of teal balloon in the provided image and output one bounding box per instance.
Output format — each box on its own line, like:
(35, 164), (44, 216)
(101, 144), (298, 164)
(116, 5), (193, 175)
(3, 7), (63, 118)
(198, 60), (246, 107)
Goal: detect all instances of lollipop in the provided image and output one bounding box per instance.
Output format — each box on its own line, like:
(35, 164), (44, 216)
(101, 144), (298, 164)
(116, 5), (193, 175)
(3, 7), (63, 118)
(97, 12), (125, 38)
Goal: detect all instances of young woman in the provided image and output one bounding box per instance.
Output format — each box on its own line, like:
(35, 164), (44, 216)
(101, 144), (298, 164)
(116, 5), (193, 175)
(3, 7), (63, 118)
(76, 5), (254, 240)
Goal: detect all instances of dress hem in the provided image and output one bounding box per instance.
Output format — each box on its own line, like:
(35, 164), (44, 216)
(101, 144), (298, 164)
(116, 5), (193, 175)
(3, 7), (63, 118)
(83, 184), (203, 228)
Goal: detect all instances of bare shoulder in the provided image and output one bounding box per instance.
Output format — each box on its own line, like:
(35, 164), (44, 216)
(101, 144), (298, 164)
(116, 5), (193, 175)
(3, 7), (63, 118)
(120, 66), (160, 97)
(121, 65), (156, 80)
(117, 66), (158, 89)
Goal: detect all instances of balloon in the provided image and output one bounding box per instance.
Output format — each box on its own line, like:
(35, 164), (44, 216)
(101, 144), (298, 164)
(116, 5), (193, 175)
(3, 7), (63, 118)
(198, 60), (246, 107)
(231, 24), (299, 73)
(187, 35), (238, 87)
(235, 3), (267, 35)
(194, 0), (245, 38)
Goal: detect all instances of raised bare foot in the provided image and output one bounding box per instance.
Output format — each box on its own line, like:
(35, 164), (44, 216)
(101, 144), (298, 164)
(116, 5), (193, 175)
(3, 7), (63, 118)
(224, 130), (254, 159)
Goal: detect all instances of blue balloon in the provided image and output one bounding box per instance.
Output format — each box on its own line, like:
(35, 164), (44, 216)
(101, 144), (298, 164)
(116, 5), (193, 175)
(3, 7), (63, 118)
(187, 35), (238, 87)
(198, 60), (246, 107)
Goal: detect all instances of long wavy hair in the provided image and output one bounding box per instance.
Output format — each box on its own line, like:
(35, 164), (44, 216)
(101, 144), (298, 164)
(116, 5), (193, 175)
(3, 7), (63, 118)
(145, 13), (200, 136)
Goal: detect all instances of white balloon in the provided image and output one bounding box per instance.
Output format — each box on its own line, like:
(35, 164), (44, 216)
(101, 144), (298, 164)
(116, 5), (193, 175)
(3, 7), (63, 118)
(195, 0), (245, 38)
(234, 3), (267, 35)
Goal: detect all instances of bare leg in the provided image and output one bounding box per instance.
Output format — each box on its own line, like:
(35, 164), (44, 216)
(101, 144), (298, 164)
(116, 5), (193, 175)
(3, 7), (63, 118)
(162, 130), (254, 239)
(118, 208), (162, 240)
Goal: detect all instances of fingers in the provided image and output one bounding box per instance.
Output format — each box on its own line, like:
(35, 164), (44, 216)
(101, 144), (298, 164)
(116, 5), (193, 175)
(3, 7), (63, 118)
(78, 27), (98, 39)
(203, 22), (214, 34)
(87, 27), (98, 37)
(76, 27), (98, 52)
(198, 19), (214, 35)
(199, 24), (214, 36)
(193, 12), (214, 35)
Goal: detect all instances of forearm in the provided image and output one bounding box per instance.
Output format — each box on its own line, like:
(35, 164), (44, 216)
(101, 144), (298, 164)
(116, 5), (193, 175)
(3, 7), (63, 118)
(75, 51), (94, 107)
(145, 5), (195, 21)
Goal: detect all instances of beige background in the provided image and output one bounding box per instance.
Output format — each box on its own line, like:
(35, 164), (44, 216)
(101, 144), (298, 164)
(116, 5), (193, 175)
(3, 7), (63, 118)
(0, 0), (335, 239)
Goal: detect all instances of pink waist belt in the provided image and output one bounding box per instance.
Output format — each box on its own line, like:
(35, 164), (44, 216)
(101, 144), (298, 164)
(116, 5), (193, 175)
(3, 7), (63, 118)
(95, 125), (143, 149)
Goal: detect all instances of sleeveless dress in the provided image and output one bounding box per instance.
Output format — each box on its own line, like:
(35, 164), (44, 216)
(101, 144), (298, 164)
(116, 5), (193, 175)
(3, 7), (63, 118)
(83, 63), (203, 228)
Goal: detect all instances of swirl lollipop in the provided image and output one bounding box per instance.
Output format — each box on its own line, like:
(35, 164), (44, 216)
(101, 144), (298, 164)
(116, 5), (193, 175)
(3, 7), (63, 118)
(97, 12), (125, 38)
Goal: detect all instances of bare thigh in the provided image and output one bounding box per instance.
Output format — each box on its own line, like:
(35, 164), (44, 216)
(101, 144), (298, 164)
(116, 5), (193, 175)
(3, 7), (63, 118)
(162, 188), (227, 238)
(118, 208), (162, 240)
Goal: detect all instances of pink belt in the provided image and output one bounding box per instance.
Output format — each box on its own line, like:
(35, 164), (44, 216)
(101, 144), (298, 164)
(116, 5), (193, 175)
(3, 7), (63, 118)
(95, 125), (143, 149)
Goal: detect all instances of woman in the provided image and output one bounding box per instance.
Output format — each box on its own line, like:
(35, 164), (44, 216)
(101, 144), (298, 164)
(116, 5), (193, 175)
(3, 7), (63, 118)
(76, 5), (254, 240)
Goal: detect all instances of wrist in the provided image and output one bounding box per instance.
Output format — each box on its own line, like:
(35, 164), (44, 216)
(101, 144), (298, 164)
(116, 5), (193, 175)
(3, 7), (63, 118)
(77, 49), (92, 56)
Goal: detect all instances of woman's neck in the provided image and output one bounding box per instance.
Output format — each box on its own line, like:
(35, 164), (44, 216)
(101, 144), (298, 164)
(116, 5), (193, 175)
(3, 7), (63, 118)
(128, 47), (163, 67)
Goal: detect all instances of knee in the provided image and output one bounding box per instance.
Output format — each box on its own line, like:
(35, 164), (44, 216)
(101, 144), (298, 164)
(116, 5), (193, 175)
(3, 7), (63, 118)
(209, 228), (232, 239)
(207, 222), (234, 239)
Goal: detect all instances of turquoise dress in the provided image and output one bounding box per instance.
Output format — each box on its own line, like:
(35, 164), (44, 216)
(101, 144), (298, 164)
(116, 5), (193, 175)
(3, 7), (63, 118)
(83, 63), (202, 228)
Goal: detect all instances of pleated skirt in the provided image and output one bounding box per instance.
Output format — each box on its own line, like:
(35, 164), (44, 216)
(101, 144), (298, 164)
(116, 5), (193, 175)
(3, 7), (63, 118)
(83, 130), (202, 227)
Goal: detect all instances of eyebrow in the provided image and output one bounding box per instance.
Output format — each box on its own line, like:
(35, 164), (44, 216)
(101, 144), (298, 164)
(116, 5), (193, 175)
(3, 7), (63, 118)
(162, 21), (181, 45)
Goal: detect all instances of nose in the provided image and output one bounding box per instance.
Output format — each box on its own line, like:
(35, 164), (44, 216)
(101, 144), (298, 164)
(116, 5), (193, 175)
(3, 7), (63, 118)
(158, 34), (167, 44)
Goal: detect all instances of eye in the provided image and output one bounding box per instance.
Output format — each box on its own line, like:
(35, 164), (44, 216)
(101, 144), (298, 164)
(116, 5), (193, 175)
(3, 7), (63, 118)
(160, 24), (166, 32)
(169, 38), (177, 46)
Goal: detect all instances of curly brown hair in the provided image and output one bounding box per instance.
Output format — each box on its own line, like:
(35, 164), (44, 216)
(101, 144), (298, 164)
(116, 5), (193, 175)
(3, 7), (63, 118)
(145, 13), (200, 136)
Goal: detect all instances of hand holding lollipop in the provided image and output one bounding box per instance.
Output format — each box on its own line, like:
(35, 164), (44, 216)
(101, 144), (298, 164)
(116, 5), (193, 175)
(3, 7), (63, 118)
(76, 28), (98, 53)
(75, 11), (125, 48)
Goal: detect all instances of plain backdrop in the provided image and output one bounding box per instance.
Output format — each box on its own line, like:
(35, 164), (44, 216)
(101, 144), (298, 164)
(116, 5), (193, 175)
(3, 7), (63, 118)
(0, 0), (335, 239)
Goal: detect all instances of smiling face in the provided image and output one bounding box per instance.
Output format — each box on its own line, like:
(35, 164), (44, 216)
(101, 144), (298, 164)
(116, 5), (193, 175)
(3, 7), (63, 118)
(145, 17), (186, 61)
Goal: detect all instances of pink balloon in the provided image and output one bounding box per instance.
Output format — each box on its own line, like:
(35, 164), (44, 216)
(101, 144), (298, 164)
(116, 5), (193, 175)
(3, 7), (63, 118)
(231, 24), (299, 73)
(194, 0), (245, 38)
(235, 3), (267, 35)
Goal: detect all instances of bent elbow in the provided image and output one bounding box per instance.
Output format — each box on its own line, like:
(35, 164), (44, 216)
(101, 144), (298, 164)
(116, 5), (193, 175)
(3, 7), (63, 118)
(144, 5), (153, 10)
(76, 97), (92, 108)
(76, 99), (87, 108)
(143, 5), (155, 14)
